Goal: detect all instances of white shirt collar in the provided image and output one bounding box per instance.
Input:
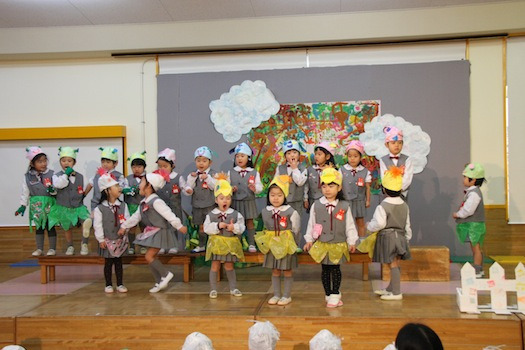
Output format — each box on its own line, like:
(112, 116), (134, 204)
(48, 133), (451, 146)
(142, 193), (159, 202)
(170, 171), (178, 179)
(234, 166), (253, 172)
(102, 199), (122, 207)
(210, 207), (234, 214)
(320, 197), (339, 205)
(265, 205), (290, 211)
(344, 164), (364, 171)
(383, 196), (404, 204)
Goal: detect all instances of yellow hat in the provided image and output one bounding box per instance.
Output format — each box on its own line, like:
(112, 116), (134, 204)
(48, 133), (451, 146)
(320, 167), (342, 186)
(382, 166), (404, 191)
(214, 173), (233, 197)
(269, 175), (290, 197)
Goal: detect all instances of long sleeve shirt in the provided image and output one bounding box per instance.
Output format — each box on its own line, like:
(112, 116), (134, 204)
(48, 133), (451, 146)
(120, 194), (184, 230)
(203, 208), (246, 235)
(367, 196), (412, 241)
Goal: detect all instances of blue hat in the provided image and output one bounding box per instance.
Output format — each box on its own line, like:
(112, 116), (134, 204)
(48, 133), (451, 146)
(194, 146), (212, 160)
(282, 140), (301, 154)
(233, 142), (252, 156)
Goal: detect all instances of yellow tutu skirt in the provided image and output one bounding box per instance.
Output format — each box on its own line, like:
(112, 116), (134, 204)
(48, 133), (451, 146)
(255, 230), (298, 260)
(309, 241), (350, 265)
(205, 235), (245, 261)
(357, 232), (378, 258)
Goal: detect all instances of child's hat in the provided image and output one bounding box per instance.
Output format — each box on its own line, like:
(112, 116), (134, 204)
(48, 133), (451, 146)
(128, 151), (146, 163)
(99, 147), (119, 161)
(345, 140), (364, 155)
(97, 168), (118, 191)
(309, 329), (342, 350)
(58, 147), (79, 160)
(282, 140), (302, 154)
(382, 166), (403, 191)
(383, 126), (403, 143)
(157, 148), (176, 163)
(231, 142), (253, 156)
(194, 146), (212, 160)
(269, 175), (291, 198)
(181, 332), (214, 350)
(214, 173), (233, 197)
(248, 321), (280, 350)
(316, 141), (337, 156)
(25, 146), (44, 161)
(462, 163), (485, 179)
(320, 167), (342, 186)
(146, 169), (170, 192)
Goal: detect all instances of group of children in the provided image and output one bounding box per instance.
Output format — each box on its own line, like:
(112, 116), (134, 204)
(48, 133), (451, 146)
(16, 124), (488, 306)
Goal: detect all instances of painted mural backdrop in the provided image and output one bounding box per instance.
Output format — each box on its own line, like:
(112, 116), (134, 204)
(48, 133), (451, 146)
(247, 100), (381, 195)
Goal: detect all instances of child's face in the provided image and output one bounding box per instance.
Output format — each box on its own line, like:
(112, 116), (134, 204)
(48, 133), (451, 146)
(107, 184), (122, 201)
(285, 150), (300, 164)
(321, 182), (341, 201)
(347, 149), (362, 168)
(32, 156), (48, 173)
(463, 176), (476, 187)
(60, 157), (75, 170)
(157, 159), (174, 172)
(235, 153), (249, 168)
(268, 186), (285, 207)
(386, 141), (403, 155)
(101, 159), (117, 171)
(195, 156), (211, 172)
(314, 149), (330, 167)
(138, 177), (151, 197)
(131, 165), (145, 177)
(215, 194), (232, 211)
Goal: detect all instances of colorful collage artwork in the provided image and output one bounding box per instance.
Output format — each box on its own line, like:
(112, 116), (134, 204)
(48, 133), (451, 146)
(247, 100), (382, 195)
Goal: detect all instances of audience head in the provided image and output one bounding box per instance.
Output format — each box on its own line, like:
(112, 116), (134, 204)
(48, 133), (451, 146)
(394, 323), (443, 350)
(248, 321), (280, 350)
(309, 329), (342, 350)
(181, 332), (214, 350)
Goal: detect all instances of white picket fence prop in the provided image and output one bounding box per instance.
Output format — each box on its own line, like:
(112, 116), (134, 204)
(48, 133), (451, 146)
(456, 262), (525, 314)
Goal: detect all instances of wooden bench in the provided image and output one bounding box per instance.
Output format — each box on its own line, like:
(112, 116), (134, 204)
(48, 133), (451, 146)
(37, 254), (194, 284)
(381, 245), (450, 281)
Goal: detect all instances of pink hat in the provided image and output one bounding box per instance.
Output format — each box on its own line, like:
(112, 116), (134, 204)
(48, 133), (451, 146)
(316, 141), (336, 156)
(25, 146), (44, 161)
(384, 126), (403, 142)
(157, 148), (176, 163)
(345, 140), (364, 155)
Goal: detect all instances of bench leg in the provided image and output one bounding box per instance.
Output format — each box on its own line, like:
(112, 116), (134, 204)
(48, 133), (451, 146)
(49, 266), (56, 282)
(362, 262), (369, 281)
(40, 265), (48, 284)
(183, 263), (190, 283)
(189, 262), (194, 281)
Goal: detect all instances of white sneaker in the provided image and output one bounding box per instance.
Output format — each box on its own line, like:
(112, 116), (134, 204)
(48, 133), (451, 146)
(65, 246), (75, 255)
(158, 249), (166, 254)
(140, 247), (147, 254)
(380, 293), (403, 301)
(157, 271), (174, 291)
(209, 290), (218, 299)
(230, 289), (243, 297)
(46, 249), (56, 256)
(82, 218), (92, 238)
(191, 246), (205, 253)
(268, 296), (280, 305)
(374, 289), (390, 296)
(277, 297), (292, 306)
(116, 285), (128, 293)
(105, 286), (114, 293)
(32, 249), (43, 257)
(128, 247), (135, 255)
(326, 293), (343, 308)
(248, 245), (257, 253)
(80, 243), (89, 255)
(168, 247), (178, 254)
(149, 283), (161, 293)
(476, 271), (485, 278)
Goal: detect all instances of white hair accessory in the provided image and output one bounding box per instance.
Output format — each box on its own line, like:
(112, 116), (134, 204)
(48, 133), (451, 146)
(2, 346), (26, 350)
(181, 332), (214, 350)
(309, 329), (342, 350)
(248, 321), (280, 350)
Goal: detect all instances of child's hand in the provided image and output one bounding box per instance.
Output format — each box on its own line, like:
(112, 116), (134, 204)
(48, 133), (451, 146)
(117, 228), (126, 236)
(452, 212), (458, 219)
(186, 188), (193, 195)
(303, 242), (313, 251)
(303, 200), (309, 210)
(365, 200), (370, 208)
(65, 167), (75, 176)
(348, 244), (356, 253)
(190, 172), (197, 177)
(288, 158), (299, 169)
(232, 186), (238, 192)
(248, 184), (256, 192)
(200, 173), (208, 180)
(99, 241), (107, 249)
(227, 219), (235, 232)
(179, 226), (188, 234)
(15, 205), (26, 216)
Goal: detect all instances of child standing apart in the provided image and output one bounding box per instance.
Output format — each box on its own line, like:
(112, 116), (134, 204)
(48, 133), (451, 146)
(15, 147), (58, 256)
(341, 140), (371, 239)
(93, 170), (130, 293)
(48, 147), (92, 255)
(84, 147), (125, 255)
(453, 163), (486, 278)
(204, 176), (245, 298)
(228, 142), (262, 253)
(122, 151), (146, 254)
(304, 141), (337, 212)
(379, 127), (413, 199)
(368, 166), (412, 300)
(185, 146), (217, 253)
(256, 175), (300, 306)
(156, 148), (187, 254)
(303, 168), (358, 308)
(119, 170), (187, 293)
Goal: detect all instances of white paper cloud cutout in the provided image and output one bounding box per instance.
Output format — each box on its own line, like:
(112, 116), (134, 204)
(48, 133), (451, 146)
(209, 80), (280, 143)
(359, 114), (431, 173)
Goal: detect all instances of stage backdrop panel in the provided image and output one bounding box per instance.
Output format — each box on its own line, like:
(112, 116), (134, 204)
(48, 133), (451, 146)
(157, 62), (470, 256)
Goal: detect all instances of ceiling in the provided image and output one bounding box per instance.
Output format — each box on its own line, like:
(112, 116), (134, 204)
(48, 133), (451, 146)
(0, 0), (516, 29)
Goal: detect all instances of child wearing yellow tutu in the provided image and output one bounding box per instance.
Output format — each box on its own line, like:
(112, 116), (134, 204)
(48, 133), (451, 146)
(204, 175), (245, 299)
(256, 175), (300, 306)
(303, 168), (358, 308)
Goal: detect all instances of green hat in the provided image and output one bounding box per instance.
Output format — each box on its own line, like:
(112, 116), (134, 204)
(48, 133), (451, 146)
(462, 163), (485, 179)
(58, 147), (78, 159)
(128, 151), (146, 162)
(99, 147), (118, 161)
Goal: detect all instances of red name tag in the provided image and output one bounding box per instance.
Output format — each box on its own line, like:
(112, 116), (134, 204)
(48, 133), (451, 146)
(248, 175), (255, 185)
(279, 216), (287, 228)
(118, 214), (126, 224)
(357, 178), (364, 187)
(77, 186), (84, 194)
(142, 204), (149, 212)
(172, 184), (180, 194)
(202, 182), (208, 189)
(335, 209), (345, 221)
(43, 178), (51, 187)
